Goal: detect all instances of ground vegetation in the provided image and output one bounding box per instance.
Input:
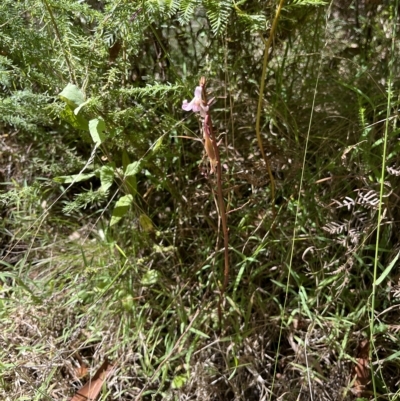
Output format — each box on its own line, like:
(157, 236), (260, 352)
(1, 0), (400, 400)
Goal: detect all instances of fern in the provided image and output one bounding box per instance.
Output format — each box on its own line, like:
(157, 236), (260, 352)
(323, 220), (349, 235)
(0, 56), (15, 89)
(203, 0), (233, 36)
(145, 0), (180, 18)
(332, 196), (356, 211)
(235, 11), (266, 32)
(62, 188), (109, 214)
(118, 83), (183, 100)
(286, 0), (327, 6)
(0, 90), (52, 133)
(178, 0), (200, 24)
(331, 188), (381, 211)
(354, 189), (380, 209)
(165, 0), (181, 16)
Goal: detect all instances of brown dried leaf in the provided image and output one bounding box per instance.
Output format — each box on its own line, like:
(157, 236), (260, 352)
(74, 363), (88, 379)
(70, 359), (115, 401)
(352, 339), (370, 397)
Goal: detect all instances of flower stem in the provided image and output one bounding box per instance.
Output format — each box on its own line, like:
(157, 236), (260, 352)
(200, 77), (229, 329)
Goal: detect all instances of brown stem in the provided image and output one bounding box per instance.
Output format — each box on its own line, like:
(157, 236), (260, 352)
(200, 77), (229, 328)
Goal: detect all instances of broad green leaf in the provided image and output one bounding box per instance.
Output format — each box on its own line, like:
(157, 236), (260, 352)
(376, 250), (400, 286)
(141, 269), (160, 286)
(139, 214), (154, 232)
(110, 194), (133, 226)
(124, 161), (141, 177)
(89, 118), (106, 145)
(60, 105), (89, 131)
(59, 83), (85, 107)
(74, 98), (91, 115)
(123, 157), (138, 196)
(99, 163), (115, 193)
(125, 175), (137, 197)
(122, 150), (130, 171)
(53, 172), (95, 184)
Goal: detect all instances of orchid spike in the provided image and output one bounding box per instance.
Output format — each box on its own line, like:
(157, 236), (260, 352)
(182, 86), (209, 117)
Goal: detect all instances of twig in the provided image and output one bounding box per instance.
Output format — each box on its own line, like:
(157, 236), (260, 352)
(226, 200), (251, 215)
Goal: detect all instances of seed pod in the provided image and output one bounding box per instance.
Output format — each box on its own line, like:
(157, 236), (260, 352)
(204, 130), (217, 173)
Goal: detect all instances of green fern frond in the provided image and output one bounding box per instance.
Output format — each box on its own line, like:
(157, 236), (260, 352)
(286, 0), (327, 7)
(0, 90), (52, 132)
(145, 0), (181, 18)
(0, 56), (15, 89)
(119, 83), (183, 100)
(203, 0), (233, 36)
(235, 11), (266, 32)
(178, 0), (200, 24)
(165, 0), (181, 16)
(62, 189), (108, 214)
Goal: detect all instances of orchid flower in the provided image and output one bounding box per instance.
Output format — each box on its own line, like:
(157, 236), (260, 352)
(182, 86), (209, 117)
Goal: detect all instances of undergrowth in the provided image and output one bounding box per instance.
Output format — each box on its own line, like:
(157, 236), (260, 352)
(1, 0), (400, 400)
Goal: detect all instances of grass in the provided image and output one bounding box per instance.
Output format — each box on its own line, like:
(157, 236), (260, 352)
(2, 1), (400, 400)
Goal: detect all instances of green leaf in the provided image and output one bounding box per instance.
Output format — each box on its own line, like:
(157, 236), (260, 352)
(74, 98), (91, 115)
(376, 250), (400, 286)
(99, 163), (115, 193)
(172, 374), (188, 389)
(152, 136), (163, 153)
(53, 172), (95, 184)
(139, 214), (154, 232)
(141, 269), (160, 286)
(204, 0), (232, 36)
(189, 327), (210, 339)
(123, 162), (140, 196)
(122, 150), (130, 171)
(110, 194), (133, 226)
(60, 105), (89, 131)
(125, 175), (137, 197)
(121, 295), (135, 312)
(59, 83), (85, 108)
(122, 153), (137, 196)
(299, 286), (313, 320)
(381, 350), (400, 363)
(288, 0), (327, 6)
(124, 161), (141, 177)
(89, 118), (106, 145)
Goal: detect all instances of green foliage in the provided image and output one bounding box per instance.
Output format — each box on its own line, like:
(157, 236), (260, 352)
(1, 0), (400, 400)
(287, 0), (327, 6)
(110, 194), (133, 226)
(204, 0), (233, 35)
(178, 0), (200, 24)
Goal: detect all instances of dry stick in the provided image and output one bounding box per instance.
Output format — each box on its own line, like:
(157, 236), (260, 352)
(255, 0), (285, 212)
(200, 77), (229, 328)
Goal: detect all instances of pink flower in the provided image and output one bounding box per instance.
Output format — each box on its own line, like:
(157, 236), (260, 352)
(182, 86), (208, 117)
